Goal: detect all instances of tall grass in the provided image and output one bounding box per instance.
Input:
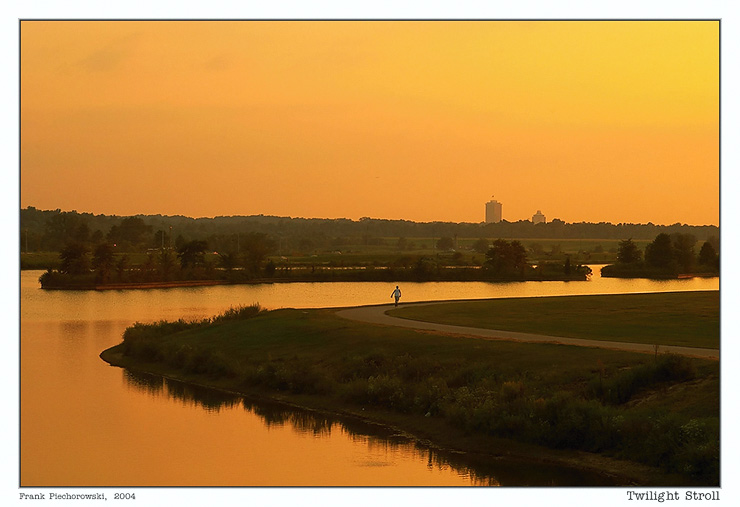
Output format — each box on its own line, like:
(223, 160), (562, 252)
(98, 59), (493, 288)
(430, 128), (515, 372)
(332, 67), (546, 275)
(587, 354), (697, 405)
(114, 309), (718, 483)
(121, 304), (263, 361)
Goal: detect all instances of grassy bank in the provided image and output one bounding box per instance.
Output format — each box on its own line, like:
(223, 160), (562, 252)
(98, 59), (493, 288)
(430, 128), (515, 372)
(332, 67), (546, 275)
(101, 297), (719, 485)
(600, 263), (719, 279)
(389, 292), (719, 349)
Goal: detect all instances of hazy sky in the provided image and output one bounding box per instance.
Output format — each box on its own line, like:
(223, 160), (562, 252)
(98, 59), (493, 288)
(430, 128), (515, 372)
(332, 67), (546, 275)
(20, 20), (719, 225)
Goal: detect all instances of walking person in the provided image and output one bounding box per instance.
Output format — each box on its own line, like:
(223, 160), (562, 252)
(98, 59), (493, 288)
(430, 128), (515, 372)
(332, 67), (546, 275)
(391, 285), (402, 307)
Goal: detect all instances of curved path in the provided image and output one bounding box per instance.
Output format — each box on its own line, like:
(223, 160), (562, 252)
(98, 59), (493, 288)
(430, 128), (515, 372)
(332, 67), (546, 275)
(336, 301), (719, 359)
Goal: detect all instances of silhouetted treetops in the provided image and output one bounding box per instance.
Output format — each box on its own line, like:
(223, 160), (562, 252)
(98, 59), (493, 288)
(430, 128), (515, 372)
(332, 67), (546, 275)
(23, 207), (717, 285)
(603, 234), (719, 278)
(21, 206), (718, 255)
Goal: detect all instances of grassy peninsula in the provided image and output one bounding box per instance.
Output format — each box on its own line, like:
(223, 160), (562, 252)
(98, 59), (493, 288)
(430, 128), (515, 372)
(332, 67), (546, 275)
(101, 294), (719, 486)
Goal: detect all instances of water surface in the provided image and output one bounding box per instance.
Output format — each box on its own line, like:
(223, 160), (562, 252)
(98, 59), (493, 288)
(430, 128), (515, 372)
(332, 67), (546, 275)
(20, 268), (718, 486)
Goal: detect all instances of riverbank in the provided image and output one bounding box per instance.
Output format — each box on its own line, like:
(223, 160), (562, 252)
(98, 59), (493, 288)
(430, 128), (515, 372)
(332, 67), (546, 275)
(100, 346), (695, 486)
(100, 297), (719, 486)
(38, 263), (591, 290)
(600, 263), (719, 279)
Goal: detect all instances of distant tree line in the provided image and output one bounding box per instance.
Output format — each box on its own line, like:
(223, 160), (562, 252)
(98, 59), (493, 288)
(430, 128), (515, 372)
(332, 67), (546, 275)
(21, 206), (719, 255)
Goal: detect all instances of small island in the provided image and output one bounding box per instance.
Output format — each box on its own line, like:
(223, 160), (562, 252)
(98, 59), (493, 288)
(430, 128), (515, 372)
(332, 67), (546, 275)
(37, 235), (591, 289)
(22, 208), (719, 290)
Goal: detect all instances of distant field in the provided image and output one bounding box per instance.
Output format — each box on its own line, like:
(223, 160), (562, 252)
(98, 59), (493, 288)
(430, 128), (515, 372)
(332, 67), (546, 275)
(389, 291), (719, 349)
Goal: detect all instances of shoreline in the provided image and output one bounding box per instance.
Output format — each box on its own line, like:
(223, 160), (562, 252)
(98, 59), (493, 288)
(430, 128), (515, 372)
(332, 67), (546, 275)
(99, 345), (699, 487)
(40, 274), (591, 290)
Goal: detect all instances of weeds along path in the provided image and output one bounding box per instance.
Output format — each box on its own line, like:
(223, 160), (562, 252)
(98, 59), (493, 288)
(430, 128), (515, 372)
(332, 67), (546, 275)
(335, 302), (719, 359)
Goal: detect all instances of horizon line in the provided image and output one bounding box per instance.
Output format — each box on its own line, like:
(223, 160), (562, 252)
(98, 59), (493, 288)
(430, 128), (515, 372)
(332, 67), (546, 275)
(20, 206), (720, 229)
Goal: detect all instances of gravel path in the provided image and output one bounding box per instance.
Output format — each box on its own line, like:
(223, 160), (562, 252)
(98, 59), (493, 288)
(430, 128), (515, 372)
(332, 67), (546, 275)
(336, 301), (719, 359)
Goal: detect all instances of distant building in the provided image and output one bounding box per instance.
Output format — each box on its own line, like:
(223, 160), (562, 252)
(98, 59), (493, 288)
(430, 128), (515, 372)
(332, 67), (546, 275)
(532, 210), (546, 224)
(485, 198), (502, 223)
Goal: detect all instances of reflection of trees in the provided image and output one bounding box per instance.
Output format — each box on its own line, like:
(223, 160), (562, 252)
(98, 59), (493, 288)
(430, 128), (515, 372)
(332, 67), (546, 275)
(120, 370), (617, 486)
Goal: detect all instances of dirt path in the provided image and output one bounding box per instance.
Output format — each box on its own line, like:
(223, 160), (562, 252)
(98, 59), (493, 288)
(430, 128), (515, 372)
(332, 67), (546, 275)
(336, 301), (719, 359)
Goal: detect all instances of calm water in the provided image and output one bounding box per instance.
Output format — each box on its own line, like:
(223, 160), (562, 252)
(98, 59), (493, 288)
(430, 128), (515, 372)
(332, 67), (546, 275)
(19, 268), (718, 486)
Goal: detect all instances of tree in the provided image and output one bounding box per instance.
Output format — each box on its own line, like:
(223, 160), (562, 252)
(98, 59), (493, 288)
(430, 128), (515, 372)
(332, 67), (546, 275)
(107, 217), (152, 249)
(706, 235), (719, 254)
(484, 239), (527, 275)
(241, 232), (275, 273)
(158, 248), (177, 279)
(671, 233), (696, 272)
(116, 255), (129, 281)
(436, 236), (454, 251)
(645, 233), (674, 269)
(218, 251), (240, 271)
(59, 243), (90, 274)
(617, 239), (641, 264)
(472, 238), (489, 254)
(43, 212), (84, 250)
(91, 230), (104, 244)
(177, 240), (208, 269)
(698, 241), (718, 268)
(92, 243), (114, 282)
(73, 222), (90, 244)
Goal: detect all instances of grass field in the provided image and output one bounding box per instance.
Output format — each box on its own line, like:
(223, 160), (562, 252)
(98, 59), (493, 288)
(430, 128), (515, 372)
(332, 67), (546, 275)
(388, 291), (719, 349)
(102, 294), (720, 485)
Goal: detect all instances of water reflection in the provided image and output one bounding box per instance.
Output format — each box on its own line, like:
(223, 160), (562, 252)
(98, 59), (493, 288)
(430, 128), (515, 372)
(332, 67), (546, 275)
(23, 269), (714, 486)
(121, 370), (619, 486)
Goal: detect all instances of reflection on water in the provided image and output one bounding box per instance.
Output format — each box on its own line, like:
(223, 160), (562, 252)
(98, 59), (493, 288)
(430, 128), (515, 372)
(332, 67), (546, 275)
(21, 269), (717, 486)
(121, 370), (619, 486)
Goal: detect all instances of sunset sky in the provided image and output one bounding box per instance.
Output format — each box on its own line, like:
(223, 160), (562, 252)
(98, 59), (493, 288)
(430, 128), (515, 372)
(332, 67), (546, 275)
(20, 20), (719, 226)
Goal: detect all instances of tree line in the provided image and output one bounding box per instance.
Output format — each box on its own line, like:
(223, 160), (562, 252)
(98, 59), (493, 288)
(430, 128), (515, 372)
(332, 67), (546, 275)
(603, 233), (719, 278)
(21, 207), (719, 254)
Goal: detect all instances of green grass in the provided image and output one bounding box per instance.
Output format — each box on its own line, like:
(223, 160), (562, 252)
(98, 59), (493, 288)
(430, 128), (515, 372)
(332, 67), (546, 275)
(388, 291), (719, 349)
(102, 302), (719, 484)
(20, 252), (61, 270)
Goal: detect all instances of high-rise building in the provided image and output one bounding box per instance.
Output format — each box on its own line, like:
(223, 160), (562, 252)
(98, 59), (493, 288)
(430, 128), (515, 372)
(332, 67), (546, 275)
(532, 210), (546, 224)
(485, 197), (502, 223)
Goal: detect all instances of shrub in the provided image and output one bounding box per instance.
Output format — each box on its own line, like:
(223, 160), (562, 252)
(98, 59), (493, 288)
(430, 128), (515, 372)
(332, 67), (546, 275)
(587, 354), (697, 404)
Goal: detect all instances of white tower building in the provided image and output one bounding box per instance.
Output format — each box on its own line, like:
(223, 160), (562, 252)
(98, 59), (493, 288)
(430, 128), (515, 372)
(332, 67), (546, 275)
(485, 197), (502, 223)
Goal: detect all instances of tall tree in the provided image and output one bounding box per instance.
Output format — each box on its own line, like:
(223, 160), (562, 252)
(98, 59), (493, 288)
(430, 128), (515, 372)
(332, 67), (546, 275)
(92, 243), (114, 282)
(698, 241), (718, 268)
(617, 239), (642, 264)
(158, 248), (177, 280)
(177, 240), (209, 269)
(671, 233), (696, 272)
(645, 233), (674, 269)
(484, 239), (527, 275)
(241, 232), (275, 273)
(59, 243), (90, 275)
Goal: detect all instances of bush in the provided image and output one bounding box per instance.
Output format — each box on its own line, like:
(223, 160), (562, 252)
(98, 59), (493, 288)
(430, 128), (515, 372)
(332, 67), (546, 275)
(587, 354), (696, 404)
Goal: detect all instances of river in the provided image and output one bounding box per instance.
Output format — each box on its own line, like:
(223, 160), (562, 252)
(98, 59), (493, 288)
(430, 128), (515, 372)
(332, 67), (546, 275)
(19, 267), (718, 487)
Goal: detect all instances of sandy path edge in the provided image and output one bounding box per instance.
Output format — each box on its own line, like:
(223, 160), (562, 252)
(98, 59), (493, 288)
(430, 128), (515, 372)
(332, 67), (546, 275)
(335, 301), (719, 359)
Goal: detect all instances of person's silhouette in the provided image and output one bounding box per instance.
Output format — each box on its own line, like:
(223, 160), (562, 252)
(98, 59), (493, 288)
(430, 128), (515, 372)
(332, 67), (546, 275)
(390, 285), (401, 307)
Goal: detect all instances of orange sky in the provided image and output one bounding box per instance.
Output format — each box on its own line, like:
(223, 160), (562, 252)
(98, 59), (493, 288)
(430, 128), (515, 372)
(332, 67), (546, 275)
(20, 20), (719, 225)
